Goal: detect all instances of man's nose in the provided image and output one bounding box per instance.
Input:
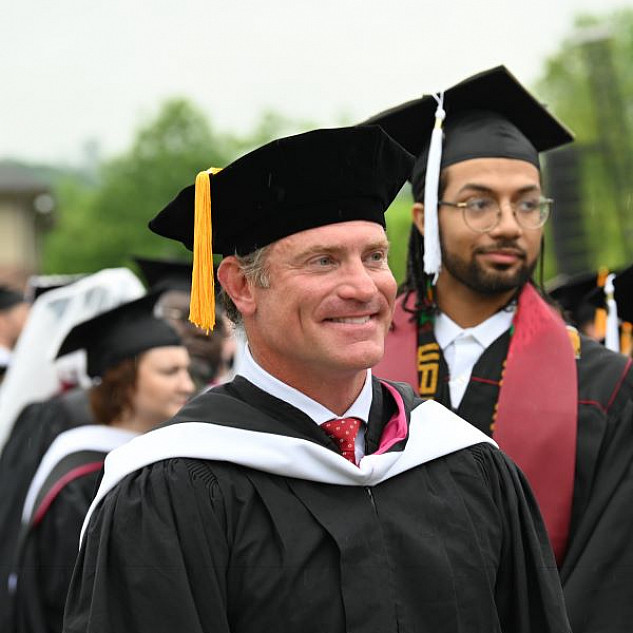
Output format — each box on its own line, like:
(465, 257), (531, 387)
(337, 259), (377, 301)
(489, 203), (523, 238)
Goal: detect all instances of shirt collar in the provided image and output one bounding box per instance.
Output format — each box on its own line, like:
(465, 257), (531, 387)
(435, 307), (515, 352)
(0, 346), (12, 366)
(237, 344), (373, 425)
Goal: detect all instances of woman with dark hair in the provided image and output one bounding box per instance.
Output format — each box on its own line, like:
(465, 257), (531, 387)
(8, 293), (194, 633)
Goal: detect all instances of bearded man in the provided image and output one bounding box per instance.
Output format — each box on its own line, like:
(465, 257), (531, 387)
(370, 66), (633, 633)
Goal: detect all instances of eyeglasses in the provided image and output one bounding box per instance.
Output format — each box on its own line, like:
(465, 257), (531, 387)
(438, 195), (552, 233)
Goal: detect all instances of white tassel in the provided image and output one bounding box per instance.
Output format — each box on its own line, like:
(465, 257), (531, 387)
(604, 273), (620, 352)
(423, 93), (446, 282)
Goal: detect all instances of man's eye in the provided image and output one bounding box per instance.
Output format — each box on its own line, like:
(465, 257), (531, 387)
(467, 197), (495, 213)
(367, 251), (386, 263)
(516, 198), (540, 213)
(312, 256), (333, 267)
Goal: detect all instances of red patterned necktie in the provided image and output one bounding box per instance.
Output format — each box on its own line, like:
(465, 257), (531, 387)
(321, 417), (361, 465)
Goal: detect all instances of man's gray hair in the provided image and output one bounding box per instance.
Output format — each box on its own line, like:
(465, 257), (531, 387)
(220, 245), (272, 325)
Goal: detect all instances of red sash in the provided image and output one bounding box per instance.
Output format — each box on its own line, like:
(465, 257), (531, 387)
(494, 284), (577, 564)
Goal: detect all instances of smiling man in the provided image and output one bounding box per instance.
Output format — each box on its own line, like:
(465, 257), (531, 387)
(63, 126), (570, 633)
(370, 67), (633, 632)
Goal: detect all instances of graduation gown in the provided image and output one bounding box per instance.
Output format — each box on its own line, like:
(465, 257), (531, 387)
(9, 425), (137, 633)
(0, 389), (94, 631)
(375, 292), (633, 633)
(64, 377), (570, 633)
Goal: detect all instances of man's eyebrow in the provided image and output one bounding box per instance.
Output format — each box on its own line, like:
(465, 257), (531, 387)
(293, 240), (390, 259)
(457, 183), (541, 195)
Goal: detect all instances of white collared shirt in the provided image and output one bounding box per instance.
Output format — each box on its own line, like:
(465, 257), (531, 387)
(434, 308), (515, 409)
(237, 344), (372, 461)
(0, 346), (12, 368)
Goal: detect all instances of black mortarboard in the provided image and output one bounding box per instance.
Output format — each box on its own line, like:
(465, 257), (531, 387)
(547, 271), (601, 327)
(150, 125), (413, 255)
(364, 65), (574, 278)
(149, 125), (413, 330)
(365, 65), (573, 196)
(586, 265), (633, 323)
(56, 293), (182, 378)
(133, 257), (193, 293)
(0, 286), (25, 311)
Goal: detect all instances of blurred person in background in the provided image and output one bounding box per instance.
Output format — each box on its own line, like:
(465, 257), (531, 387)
(134, 256), (236, 388)
(7, 292), (194, 633)
(0, 269), (144, 629)
(0, 287), (29, 385)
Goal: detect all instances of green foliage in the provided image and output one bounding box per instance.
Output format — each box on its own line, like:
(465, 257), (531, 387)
(42, 99), (241, 273)
(41, 177), (99, 273)
(385, 193), (413, 285)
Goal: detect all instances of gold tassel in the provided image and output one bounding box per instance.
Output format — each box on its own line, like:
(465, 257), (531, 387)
(190, 167), (223, 333)
(594, 267), (609, 341)
(621, 322), (632, 356)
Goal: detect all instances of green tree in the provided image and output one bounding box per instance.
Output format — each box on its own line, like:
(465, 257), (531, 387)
(43, 99), (240, 273)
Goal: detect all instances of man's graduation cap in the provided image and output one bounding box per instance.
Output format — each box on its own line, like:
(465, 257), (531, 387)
(364, 66), (574, 277)
(56, 293), (182, 378)
(149, 125), (414, 331)
(0, 286), (25, 311)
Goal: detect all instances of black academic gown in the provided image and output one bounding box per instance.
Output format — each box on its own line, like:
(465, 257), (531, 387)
(413, 329), (633, 633)
(0, 389), (94, 631)
(12, 469), (101, 633)
(64, 377), (570, 633)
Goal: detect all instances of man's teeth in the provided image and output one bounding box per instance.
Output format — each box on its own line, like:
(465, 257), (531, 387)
(330, 316), (370, 324)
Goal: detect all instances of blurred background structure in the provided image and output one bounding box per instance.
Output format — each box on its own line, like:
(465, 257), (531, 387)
(0, 164), (55, 288)
(539, 11), (633, 278)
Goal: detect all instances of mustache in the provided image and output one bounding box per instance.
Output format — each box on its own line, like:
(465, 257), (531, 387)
(474, 241), (527, 259)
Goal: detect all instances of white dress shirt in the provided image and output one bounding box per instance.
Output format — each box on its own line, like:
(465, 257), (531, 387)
(0, 346), (12, 368)
(434, 308), (515, 409)
(237, 344), (372, 462)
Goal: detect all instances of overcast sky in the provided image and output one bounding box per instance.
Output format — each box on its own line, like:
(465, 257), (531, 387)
(2, 0), (631, 164)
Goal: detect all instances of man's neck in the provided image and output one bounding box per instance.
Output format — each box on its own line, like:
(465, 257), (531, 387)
(245, 346), (368, 417)
(434, 277), (519, 328)
(262, 366), (367, 417)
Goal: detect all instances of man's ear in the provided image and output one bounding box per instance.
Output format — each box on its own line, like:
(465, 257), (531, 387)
(217, 257), (257, 318)
(412, 202), (424, 236)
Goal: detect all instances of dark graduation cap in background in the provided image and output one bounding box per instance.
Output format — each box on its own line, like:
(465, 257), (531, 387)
(133, 257), (193, 293)
(547, 271), (603, 328)
(0, 286), (25, 311)
(586, 265), (633, 324)
(149, 125), (414, 331)
(56, 292), (182, 378)
(364, 65), (574, 278)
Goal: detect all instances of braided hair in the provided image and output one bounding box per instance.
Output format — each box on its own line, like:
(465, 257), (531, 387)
(400, 170), (449, 317)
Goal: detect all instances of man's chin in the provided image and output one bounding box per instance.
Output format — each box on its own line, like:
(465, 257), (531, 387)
(464, 262), (533, 296)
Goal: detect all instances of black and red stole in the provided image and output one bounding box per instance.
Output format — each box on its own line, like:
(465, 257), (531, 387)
(415, 284), (577, 564)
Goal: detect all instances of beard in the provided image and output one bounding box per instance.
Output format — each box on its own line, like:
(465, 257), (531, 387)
(440, 240), (538, 296)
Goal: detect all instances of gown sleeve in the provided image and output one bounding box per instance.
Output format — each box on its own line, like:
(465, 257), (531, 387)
(560, 396), (633, 633)
(473, 445), (571, 633)
(63, 458), (232, 633)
